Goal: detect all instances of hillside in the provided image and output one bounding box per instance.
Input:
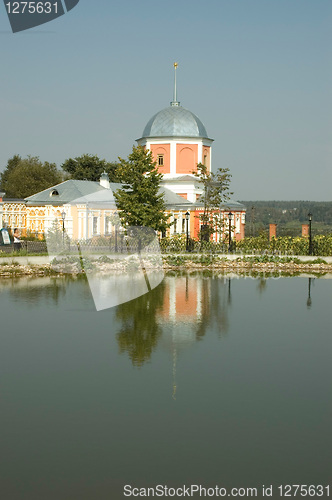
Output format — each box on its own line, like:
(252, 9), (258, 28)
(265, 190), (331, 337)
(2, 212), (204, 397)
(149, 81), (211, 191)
(239, 201), (332, 237)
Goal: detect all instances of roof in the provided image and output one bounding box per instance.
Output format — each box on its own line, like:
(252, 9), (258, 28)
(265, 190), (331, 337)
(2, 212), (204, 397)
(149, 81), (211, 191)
(160, 186), (194, 209)
(220, 200), (247, 210)
(2, 198), (26, 203)
(25, 180), (105, 205)
(23, 178), (245, 212)
(140, 105), (209, 139)
(193, 198), (246, 211)
(65, 184), (194, 210)
(161, 175), (199, 183)
(26, 178), (194, 211)
(73, 184), (122, 208)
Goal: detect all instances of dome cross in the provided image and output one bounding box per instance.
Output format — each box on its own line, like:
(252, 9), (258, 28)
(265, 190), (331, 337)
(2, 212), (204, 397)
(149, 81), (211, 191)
(171, 62), (180, 107)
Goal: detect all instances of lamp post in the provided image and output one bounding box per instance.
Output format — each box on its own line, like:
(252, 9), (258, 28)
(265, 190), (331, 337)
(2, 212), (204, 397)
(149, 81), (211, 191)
(228, 211), (232, 252)
(185, 211), (190, 251)
(308, 212), (313, 255)
(61, 210), (66, 247)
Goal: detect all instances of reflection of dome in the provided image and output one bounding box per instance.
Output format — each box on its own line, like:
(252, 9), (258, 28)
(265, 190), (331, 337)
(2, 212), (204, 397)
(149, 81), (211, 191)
(142, 105), (208, 138)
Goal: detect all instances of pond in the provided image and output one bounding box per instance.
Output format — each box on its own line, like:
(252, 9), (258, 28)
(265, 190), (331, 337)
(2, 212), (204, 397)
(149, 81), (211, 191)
(0, 273), (331, 499)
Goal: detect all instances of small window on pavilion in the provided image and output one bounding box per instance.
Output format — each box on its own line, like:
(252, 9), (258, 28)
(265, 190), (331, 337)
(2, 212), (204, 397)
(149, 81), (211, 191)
(105, 216), (112, 235)
(93, 217), (98, 235)
(158, 155), (164, 166)
(203, 155), (207, 166)
(50, 189), (59, 197)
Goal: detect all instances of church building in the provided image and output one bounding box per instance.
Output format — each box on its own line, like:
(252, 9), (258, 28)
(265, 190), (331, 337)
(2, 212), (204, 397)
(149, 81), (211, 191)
(1, 64), (246, 242)
(137, 63), (246, 240)
(137, 63), (212, 204)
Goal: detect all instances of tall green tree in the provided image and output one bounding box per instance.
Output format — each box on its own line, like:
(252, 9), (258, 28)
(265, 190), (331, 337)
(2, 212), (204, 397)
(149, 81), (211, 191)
(61, 154), (119, 182)
(114, 146), (169, 232)
(0, 155), (21, 190)
(193, 163), (233, 240)
(0, 155), (62, 198)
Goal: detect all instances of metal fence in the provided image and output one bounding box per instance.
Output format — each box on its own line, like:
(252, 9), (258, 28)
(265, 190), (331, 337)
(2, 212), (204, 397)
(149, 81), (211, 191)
(1, 235), (330, 256)
(0, 240), (48, 254)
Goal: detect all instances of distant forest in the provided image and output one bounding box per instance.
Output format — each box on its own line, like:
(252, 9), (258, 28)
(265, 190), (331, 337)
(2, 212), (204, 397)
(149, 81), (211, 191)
(239, 201), (332, 237)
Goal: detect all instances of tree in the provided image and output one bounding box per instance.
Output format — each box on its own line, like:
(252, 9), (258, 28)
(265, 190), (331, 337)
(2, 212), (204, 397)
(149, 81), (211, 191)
(61, 154), (120, 182)
(0, 155), (21, 190)
(114, 146), (169, 233)
(193, 163), (233, 241)
(0, 155), (63, 199)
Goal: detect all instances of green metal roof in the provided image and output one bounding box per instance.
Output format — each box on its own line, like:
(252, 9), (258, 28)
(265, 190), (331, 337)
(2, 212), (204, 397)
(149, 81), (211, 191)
(24, 178), (245, 212)
(160, 186), (194, 209)
(25, 180), (105, 205)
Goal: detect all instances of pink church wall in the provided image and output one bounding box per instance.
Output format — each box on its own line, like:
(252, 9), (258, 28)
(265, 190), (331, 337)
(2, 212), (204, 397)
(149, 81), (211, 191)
(150, 144), (170, 174)
(176, 144), (198, 174)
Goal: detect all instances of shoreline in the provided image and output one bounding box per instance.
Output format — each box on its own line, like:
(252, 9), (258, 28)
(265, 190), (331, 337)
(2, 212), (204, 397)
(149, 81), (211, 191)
(1, 255), (332, 279)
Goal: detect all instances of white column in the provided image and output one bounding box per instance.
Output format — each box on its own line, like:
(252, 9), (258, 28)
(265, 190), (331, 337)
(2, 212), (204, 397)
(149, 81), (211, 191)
(78, 212), (82, 240)
(85, 206), (89, 240)
(198, 141), (203, 164)
(235, 214), (240, 234)
(97, 211), (101, 235)
(209, 147), (212, 173)
(177, 215), (182, 234)
(170, 140), (177, 176)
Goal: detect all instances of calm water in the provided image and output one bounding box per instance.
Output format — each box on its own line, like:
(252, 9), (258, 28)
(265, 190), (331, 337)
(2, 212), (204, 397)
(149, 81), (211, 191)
(0, 273), (331, 499)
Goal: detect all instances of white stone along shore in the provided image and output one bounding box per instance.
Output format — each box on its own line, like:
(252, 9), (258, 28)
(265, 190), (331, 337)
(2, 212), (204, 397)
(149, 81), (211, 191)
(0, 254), (332, 278)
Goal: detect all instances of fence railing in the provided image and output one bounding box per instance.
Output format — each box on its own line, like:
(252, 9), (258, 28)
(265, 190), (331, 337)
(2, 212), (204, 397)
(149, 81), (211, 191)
(1, 234), (332, 257)
(0, 240), (48, 254)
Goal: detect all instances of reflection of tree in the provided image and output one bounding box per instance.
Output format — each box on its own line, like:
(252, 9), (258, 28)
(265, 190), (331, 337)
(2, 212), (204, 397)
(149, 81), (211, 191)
(116, 281), (165, 367)
(257, 277), (267, 295)
(5, 276), (82, 304)
(195, 277), (211, 340)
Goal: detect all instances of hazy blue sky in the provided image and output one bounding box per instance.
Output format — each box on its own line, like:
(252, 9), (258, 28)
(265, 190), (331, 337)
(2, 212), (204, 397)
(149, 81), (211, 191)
(1, 0), (331, 200)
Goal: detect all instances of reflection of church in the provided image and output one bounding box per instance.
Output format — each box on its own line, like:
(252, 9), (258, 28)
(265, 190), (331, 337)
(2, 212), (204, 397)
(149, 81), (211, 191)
(160, 274), (204, 323)
(156, 273), (232, 399)
(1, 64), (246, 242)
(115, 272), (232, 372)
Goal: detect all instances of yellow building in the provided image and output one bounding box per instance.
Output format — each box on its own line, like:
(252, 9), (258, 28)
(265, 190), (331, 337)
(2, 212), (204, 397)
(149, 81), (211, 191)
(19, 175), (194, 241)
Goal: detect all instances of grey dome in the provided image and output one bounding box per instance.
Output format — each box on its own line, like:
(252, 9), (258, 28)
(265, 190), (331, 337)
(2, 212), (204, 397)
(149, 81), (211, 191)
(142, 105), (208, 138)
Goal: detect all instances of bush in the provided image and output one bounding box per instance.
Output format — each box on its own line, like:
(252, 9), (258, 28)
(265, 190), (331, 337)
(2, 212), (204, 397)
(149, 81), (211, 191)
(237, 235), (332, 256)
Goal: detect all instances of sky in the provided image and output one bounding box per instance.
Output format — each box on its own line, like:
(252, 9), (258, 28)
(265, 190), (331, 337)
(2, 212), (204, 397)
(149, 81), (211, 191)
(0, 0), (331, 201)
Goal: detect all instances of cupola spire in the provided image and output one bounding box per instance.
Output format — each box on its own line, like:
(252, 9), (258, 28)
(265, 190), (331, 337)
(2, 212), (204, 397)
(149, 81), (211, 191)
(171, 62), (180, 107)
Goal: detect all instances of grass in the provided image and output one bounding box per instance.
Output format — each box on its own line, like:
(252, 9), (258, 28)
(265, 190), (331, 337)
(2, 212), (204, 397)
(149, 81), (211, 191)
(0, 251), (49, 258)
